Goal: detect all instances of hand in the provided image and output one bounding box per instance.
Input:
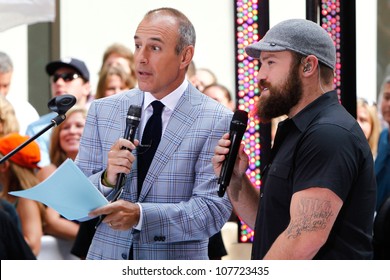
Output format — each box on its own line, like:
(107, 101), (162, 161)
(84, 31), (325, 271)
(105, 138), (138, 185)
(89, 200), (140, 231)
(212, 133), (249, 183)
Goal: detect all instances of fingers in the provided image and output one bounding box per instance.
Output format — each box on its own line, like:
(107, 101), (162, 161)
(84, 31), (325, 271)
(222, 132), (230, 140)
(111, 138), (136, 151)
(107, 156), (131, 173)
(212, 133), (248, 179)
(105, 138), (136, 182)
(107, 221), (122, 230)
(219, 133), (232, 148)
(89, 204), (112, 217)
(237, 142), (249, 173)
(213, 133), (231, 161)
(212, 134), (231, 177)
(238, 142), (247, 159)
(105, 214), (125, 230)
(89, 201), (140, 231)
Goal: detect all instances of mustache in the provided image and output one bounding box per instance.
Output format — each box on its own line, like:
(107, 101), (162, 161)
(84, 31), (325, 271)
(259, 79), (271, 89)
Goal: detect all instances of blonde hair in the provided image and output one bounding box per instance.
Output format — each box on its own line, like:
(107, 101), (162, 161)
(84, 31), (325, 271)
(49, 106), (87, 167)
(0, 95), (19, 137)
(357, 98), (380, 157)
(0, 155), (45, 223)
(6, 163), (40, 191)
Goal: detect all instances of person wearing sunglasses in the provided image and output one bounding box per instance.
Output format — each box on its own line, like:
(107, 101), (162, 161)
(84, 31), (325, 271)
(25, 57), (91, 168)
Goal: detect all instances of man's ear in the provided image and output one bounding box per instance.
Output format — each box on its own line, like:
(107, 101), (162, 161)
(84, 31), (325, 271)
(181, 46), (194, 70)
(301, 55), (319, 76)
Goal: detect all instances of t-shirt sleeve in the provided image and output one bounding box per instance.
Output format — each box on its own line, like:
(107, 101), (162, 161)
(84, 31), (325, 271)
(292, 123), (361, 201)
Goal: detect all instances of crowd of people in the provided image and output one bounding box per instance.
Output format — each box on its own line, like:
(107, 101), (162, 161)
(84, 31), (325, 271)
(0, 6), (389, 260)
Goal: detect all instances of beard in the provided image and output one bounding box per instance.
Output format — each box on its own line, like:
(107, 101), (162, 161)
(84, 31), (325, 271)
(256, 63), (303, 123)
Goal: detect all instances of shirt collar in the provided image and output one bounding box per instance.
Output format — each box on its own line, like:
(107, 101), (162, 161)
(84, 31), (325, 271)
(291, 90), (339, 132)
(143, 80), (188, 111)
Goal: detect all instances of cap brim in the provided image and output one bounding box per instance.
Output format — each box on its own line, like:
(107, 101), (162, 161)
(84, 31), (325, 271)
(46, 61), (79, 76)
(245, 42), (288, 58)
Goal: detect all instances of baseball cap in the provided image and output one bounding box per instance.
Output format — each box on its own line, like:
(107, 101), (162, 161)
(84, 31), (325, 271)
(46, 57), (90, 81)
(245, 19), (336, 70)
(0, 133), (41, 169)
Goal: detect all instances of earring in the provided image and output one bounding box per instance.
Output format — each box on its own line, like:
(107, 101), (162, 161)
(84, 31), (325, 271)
(303, 63), (311, 72)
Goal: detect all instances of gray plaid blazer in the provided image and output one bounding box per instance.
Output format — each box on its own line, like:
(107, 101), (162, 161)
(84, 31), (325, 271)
(76, 83), (233, 260)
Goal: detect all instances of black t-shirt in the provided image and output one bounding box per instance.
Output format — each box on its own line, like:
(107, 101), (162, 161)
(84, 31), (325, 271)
(0, 209), (36, 260)
(71, 218), (98, 259)
(252, 91), (376, 259)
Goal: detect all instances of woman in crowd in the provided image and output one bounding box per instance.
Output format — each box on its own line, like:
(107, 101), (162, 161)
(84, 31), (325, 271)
(203, 83), (235, 111)
(357, 98), (381, 158)
(0, 95), (19, 137)
(99, 43), (137, 85)
(37, 106), (87, 242)
(95, 64), (134, 99)
(0, 133), (44, 256)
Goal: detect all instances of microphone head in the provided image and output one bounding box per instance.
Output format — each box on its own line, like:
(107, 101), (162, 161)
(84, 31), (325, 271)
(126, 105), (142, 126)
(230, 110), (249, 132)
(47, 95), (77, 115)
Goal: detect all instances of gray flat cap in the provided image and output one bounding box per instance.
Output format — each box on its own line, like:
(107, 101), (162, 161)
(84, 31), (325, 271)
(245, 18), (336, 70)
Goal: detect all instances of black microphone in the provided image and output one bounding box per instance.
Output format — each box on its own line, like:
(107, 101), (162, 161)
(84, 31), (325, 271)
(0, 95), (77, 165)
(95, 105), (142, 228)
(48, 95), (77, 115)
(217, 110), (248, 197)
(48, 95), (77, 126)
(113, 105), (142, 194)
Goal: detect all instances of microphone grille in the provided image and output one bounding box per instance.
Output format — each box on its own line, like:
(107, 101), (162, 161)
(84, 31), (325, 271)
(126, 105), (142, 126)
(232, 110), (248, 124)
(230, 110), (248, 132)
(127, 105), (142, 118)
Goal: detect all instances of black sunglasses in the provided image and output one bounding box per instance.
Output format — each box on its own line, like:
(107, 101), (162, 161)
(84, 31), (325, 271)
(52, 72), (81, 83)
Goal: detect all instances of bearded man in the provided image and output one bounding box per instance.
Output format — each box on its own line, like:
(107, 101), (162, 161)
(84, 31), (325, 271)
(212, 19), (376, 260)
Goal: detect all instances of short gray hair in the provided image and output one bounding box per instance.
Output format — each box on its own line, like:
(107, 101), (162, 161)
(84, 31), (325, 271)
(145, 7), (196, 55)
(0, 51), (13, 73)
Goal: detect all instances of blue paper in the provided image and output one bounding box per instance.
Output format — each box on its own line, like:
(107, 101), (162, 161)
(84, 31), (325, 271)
(9, 158), (108, 221)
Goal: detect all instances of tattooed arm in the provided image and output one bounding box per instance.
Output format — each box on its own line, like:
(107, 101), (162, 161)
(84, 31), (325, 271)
(263, 187), (343, 260)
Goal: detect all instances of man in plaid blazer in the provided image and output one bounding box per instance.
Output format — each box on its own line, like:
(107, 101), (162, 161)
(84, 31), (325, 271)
(76, 7), (233, 260)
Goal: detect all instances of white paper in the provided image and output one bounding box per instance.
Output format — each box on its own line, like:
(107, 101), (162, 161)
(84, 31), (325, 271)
(9, 158), (108, 221)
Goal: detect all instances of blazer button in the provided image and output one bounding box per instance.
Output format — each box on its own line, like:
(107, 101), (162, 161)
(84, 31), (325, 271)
(154, 236), (166, 241)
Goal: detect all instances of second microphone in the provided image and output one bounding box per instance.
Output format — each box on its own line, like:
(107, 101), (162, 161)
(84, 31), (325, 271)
(218, 110), (249, 197)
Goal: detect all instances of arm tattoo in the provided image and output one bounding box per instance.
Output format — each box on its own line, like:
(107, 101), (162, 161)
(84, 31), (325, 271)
(286, 197), (333, 239)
